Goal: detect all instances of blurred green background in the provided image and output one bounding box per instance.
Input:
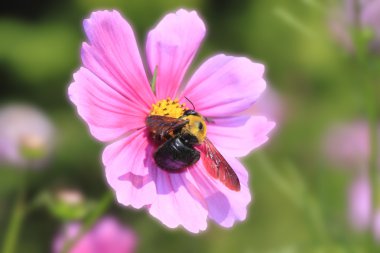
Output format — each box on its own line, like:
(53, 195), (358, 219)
(1, 0), (379, 252)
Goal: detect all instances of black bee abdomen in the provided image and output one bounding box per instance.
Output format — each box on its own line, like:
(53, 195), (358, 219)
(153, 137), (200, 171)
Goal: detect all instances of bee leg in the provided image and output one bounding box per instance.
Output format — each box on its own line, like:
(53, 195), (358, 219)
(153, 137), (200, 172)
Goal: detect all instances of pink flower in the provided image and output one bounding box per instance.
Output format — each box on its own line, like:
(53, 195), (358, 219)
(53, 217), (137, 253)
(322, 121), (372, 170)
(0, 103), (55, 168)
(322, 120), (380, 239)
(348, 173), (372, 231)
(244, 86), (285, 126)
(373, 210), (380, 241)
(68, 9), (275, 232)
(347, 174), (380, 243)
(329, 0), (380, 53)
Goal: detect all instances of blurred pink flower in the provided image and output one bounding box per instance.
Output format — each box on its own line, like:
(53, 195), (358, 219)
(322, 120), (380, 239)
(53, 217), (137, 253)
(68, 9), (275, 232)
(348, 173), (372, 231)
(0, 104), (55, 168)
(329, 0), (380, 53)
(373, 210), (380, 241)
(322, 121), (371, 170)
(348, 174), (380, 242)
(246, 86), (285, 125)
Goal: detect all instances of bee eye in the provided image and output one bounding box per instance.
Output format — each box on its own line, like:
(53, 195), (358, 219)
(198, 123), (203, 130)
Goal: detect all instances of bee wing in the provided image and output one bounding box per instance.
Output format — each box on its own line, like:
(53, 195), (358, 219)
(201, 138), (241, 191)
(146, 115), (188, 140)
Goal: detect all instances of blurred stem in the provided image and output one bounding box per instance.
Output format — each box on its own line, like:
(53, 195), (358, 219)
(255, 152), (300, 205)
(284, 161), (328, 243)
(353, 16), (379, 247)
(60, 191), (113, 253)
(255, 153), (328, 243)
(0, 193), (25, 253)
(0, 169), (29, 253)
(366, 74), (379, 208)
(362, 64), (380, 250)
(273, 7), (315, 39)
(300, 0), (325, 12)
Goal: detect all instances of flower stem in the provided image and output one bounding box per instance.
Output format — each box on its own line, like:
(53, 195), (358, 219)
(255, 153), (328, 243)
(255, 153), (300, 205)
(0, 167), (31, 253)
(60, 191), (113, 253)
(273, 7), (315, 38)
(366, 76), (379, 210)
(368, 89), (380, 194)
(1, 192), (25, 253)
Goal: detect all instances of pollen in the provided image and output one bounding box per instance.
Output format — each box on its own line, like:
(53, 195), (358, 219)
(150, 98), (188, 118)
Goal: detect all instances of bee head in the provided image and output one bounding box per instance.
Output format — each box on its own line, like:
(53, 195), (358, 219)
(181, 110), (207, 144)
(183, 110), (199, 116)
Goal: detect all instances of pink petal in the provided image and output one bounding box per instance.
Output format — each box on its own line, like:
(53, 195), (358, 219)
(148, 168), (208, 233)
(348, 173), (372, 231)
(68, 68), (147, 142)
(91, 217), (137, 253)
(146, 9), (206, 99)
(188, 158), (251, 227)
(207, 116), (275, 157)
(322, 121), (370, 170)
(102, 129), (151, 177)
(53, 218), (137, 253)
(104, 130), (157, 208)
(373, 210), (380, 242)
(248, 86), (285, 124)
(53, 223), (95, 253)
(361, 0), (380, 49)
(82, 10), (155, 109)
(180, 54), (266, 117)
(361, 0), (380, 29)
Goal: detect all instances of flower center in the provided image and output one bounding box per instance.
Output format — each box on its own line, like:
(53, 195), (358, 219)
(149, 98), (188, 118)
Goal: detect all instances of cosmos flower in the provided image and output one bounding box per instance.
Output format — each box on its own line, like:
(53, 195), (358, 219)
(329, 0), (380, 53)
(53, 217), (137, 253)
(322, 121), (380, 238)
(322, 121), (372, 170)
(348, 173), (372, 231)
(0, 103), (55, 168)
(347, 173), (380, 242)
(69, 9), (275, 232)
(346, 174), (380, 243)
(245, 86), (285, 126)
(373, 210), (380, 241)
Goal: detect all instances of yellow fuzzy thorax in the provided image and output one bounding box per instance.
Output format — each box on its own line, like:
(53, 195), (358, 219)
(150, 98), (188, 118)
(181, 114), (207, 143)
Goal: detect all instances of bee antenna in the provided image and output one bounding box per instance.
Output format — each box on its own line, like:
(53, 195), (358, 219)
(184, 96), (195, 110)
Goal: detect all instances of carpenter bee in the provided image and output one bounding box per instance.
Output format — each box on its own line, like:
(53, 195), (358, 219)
(146, 110), (240, 191)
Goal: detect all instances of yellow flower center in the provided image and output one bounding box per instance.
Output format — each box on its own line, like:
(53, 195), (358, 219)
(150, 98), (188, 118)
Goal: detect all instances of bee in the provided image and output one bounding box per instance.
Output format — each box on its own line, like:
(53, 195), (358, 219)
(146, 110), (240, 191)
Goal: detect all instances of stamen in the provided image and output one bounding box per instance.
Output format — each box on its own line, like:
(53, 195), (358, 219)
(149, 98), (187, 118)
